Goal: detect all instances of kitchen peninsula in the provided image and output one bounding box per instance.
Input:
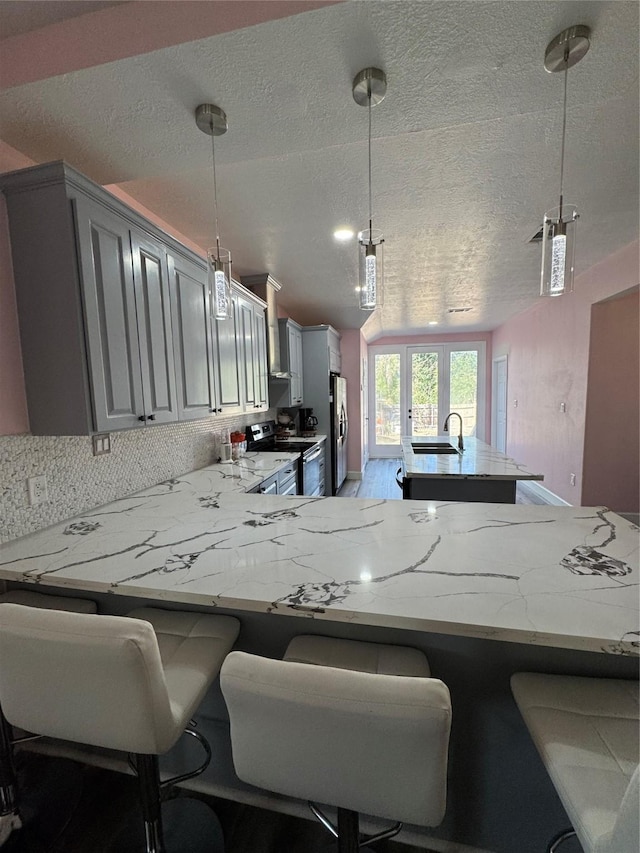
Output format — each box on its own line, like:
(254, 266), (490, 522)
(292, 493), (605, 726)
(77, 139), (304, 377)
(0, 465), (637, 853)
(400, 436), (545, 502)
(0, 462), (636, 655)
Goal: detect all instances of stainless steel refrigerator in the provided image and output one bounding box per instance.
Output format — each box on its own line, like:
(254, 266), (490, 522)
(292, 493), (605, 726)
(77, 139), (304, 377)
(330, 375), (348, 494)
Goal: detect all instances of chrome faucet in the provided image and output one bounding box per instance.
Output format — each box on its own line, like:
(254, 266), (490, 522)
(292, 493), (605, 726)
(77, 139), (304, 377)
(443, 412), (464, 451)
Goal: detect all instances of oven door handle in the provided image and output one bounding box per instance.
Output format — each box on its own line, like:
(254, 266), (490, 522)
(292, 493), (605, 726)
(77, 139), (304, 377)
(304, 447), (323, 463)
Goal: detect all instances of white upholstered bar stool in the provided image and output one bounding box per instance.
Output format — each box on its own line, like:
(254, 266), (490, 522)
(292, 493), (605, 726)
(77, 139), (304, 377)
(511, 672), (640, 853)
(0, 603), (240, 853)
(0, 590), (97, 846)
(221, 635), (451, 852)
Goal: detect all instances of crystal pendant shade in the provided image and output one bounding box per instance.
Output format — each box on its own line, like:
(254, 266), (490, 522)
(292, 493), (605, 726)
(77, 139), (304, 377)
(208, 247), (232, 320)
(358, 229), (384, 310)
(540, 205), (578, 296)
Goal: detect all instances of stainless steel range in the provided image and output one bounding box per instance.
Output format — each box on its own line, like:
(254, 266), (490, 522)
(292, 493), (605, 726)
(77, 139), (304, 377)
(246, 421), (325, 496)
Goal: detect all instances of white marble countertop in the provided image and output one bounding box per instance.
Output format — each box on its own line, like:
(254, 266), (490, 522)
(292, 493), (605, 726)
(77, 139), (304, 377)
(202, 451), (301, 492)
(402, 436), (545, 481)
(0, 464), (637, 655)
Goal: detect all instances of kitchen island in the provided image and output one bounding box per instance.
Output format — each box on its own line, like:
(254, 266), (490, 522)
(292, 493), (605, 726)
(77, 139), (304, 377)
(400, 436), (544, 503)
(0, 468), (637, 853)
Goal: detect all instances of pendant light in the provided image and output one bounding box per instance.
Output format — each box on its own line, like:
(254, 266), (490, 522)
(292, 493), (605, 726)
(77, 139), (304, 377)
(353, 67), (387, 311)
(540, 25), (591, 297)
(196, 103), (232, 320)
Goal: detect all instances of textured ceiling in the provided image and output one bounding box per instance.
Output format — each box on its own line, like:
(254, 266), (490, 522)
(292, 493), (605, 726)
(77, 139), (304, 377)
(0, 1), (637, 339)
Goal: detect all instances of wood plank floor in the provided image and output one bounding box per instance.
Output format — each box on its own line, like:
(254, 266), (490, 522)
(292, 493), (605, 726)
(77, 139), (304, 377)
(338, 459), (549, 505)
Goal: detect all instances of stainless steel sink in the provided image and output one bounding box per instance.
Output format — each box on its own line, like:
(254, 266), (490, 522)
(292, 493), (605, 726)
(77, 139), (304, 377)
(411, 442), (460, 455)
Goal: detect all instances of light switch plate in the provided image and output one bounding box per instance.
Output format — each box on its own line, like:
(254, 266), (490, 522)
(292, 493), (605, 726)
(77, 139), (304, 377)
(92, 433), (111, 456)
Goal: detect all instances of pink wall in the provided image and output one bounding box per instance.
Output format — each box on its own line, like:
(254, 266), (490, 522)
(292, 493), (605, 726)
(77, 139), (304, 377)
(339, 329), (366, 475)
(372, 332), (493, 441)
(492, 240), (639, 504)
(0, 1), (341, 90)
(582, 289), (639, 512)
(0, 143), (35, 434)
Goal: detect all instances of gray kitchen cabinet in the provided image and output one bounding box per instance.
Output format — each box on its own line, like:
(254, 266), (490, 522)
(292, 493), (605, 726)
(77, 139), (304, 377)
(328, 327), (342, 374)
(236, 288), (269, 414)
(73, 195), (179, 431)
(0, 161), (216, 434)
(168, 252), (216, 420)
(269, 318), (304, 408)
(211, 289), (243, 414)
(277, 459), (298, 495)
(257, 473), (279, 495)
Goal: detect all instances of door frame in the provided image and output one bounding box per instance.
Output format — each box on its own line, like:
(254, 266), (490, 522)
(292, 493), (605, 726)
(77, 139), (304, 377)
(368, 341), (487, 457)
(491, 355), (508, 451)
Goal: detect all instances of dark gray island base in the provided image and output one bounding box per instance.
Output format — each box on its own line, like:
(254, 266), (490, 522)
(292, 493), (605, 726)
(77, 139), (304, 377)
(402, 474), (517, 503)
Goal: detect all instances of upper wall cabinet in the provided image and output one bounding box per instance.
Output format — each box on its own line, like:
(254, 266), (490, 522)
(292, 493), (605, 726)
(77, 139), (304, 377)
(236, 288), (269, 413)
(168, 251), (216, 421)
(269, 318), (304, 408)
(75, 195), (179, 430)
(0, 161), (236, 434)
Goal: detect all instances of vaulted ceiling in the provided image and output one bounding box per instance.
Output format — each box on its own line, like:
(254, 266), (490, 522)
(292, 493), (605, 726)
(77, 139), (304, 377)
(0, 1), (638, 340)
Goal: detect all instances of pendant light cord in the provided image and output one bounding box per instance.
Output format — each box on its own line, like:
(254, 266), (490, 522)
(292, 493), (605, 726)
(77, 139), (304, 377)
(211, 131), (221, 257)
(368, 80), (373, 237)
(558, 49), (569, 219)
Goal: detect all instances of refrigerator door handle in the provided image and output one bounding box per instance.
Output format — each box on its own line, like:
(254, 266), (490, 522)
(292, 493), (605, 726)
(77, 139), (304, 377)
(340, 404), (348, 441)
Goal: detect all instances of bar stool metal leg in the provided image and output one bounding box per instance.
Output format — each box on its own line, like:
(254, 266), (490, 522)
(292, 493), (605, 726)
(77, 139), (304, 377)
(548, 828), (577, 852)
(0, 710), (19, 820)
(136, 754), (165, 853)
(337, 807), (359, 853)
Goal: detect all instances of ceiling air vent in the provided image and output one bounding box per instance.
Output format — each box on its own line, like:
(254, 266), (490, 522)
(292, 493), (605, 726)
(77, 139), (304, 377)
(447, 307), (472, 314)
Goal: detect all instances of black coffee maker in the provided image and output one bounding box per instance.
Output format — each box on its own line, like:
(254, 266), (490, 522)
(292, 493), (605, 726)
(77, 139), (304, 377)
(299, 408), (318, 435)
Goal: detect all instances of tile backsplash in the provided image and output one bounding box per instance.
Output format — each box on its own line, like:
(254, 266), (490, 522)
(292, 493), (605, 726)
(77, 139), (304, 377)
(0, 411), (274, 543)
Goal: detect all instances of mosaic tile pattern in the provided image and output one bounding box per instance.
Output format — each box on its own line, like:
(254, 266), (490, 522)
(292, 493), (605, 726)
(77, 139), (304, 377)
(0, 411), (275, 543)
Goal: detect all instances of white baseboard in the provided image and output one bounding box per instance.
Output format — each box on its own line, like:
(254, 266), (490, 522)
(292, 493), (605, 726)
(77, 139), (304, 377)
(346, 471), (363, 480)
(519, 481), (571, 506)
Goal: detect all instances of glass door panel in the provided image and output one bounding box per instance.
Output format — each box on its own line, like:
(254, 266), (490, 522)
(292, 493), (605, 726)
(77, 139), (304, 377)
(370, 351), (402, 456)
(409, 350), (439, 438)
(450, 349), (479, 436)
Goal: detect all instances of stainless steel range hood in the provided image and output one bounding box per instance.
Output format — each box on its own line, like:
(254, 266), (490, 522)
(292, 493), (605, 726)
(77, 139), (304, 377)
(241, 273), (290, 378)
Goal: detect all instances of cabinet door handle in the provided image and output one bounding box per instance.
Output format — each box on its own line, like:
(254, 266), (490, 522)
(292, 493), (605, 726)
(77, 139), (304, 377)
(147, 415), (155, 421)
(138, 415), (146, 422)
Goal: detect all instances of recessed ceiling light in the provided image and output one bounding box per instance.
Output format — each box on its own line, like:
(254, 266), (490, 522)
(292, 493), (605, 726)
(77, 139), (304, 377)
(334, 228), (355, 242)
(428, 321), (438, 326)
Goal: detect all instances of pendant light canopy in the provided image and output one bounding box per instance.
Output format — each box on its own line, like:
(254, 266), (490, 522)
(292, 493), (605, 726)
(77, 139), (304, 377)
(353, 67), (386, 311)
(196, 103), (232, 320)
(540, 25), (590, 297)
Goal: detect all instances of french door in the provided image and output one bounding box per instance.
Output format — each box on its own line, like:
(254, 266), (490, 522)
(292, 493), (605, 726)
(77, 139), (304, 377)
(369, 343), (485, 457)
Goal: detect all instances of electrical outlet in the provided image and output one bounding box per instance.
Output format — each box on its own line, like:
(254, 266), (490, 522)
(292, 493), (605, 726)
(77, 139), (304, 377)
(560, 402), (566, 413)
(513, 399), (518, 408)
(27, 475), (48, 506)
(570, 473), (576, 487)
